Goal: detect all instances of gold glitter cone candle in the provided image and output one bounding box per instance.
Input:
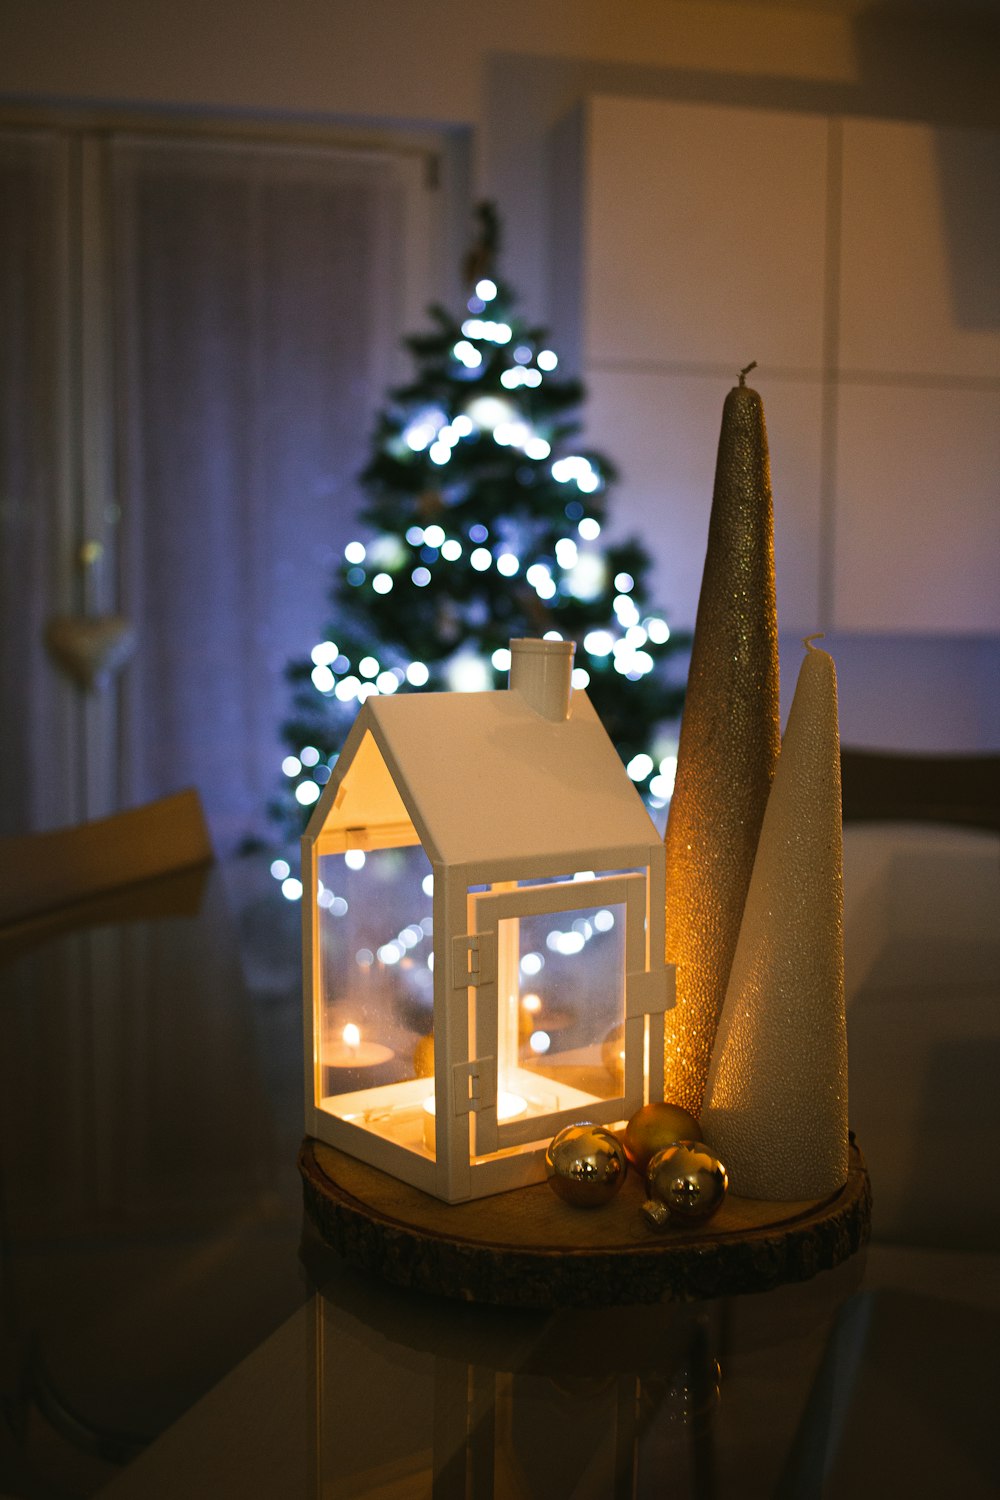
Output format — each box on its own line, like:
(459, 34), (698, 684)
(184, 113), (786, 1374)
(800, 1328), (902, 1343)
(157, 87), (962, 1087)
(663, 367), (780, 1114)
(700, 638), (849, 1200)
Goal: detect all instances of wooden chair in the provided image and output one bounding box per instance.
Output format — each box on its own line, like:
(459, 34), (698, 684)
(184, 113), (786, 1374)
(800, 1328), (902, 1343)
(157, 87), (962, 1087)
(840, 748), (1000, 833)
(841, 751), (1000, 1252)
(0, 789), (213, 933)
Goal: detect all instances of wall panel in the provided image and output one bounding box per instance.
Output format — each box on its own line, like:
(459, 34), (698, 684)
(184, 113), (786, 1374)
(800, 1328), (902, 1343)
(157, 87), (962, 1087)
(573, 96), (1000, 644)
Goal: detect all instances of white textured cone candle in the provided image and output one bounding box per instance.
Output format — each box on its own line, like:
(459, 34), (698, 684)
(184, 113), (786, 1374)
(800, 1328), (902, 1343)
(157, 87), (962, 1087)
(700, 639), (849, 1200)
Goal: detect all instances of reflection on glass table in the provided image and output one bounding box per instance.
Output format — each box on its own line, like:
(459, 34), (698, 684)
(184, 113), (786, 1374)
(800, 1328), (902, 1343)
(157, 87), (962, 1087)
(0, 858), (309, 1497)
(97, 1239), (1000, 1500)
(4, 847), (1000, 1499)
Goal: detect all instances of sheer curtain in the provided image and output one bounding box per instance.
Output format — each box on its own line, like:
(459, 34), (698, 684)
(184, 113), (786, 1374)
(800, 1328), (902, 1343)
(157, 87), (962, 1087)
(0, 130), (78, 835)
(0, 125), (431, 849)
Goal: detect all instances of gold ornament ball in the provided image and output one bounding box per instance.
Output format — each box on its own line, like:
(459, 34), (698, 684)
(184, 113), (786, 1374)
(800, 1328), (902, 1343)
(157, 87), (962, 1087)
(545, 1123), (627, 1209)
(646, 1141), (728, 1225)
(623, 1102), (702, 1175)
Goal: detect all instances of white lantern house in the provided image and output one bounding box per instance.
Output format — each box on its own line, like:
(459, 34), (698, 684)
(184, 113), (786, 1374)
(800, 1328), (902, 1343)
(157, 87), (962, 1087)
(302, 638), (674, 1203)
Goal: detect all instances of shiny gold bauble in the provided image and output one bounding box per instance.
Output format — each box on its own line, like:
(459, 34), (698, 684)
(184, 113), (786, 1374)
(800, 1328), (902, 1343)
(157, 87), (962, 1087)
(545, 1123), (627, 1209)
(412, 1035), (435, 1078)
(623, 1102), (702, 1175)
(645, 1141), (728, 1226)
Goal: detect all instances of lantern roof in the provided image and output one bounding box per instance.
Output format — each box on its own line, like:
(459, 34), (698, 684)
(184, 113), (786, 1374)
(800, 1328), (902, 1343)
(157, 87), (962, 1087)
(303, 684), (660, 872)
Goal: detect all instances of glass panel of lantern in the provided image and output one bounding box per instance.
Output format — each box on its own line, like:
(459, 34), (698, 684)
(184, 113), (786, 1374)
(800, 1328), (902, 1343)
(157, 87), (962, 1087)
(505, 899), (627, 1097)
(314, 844), (437, 1158)
(466, 872), (646, 1159)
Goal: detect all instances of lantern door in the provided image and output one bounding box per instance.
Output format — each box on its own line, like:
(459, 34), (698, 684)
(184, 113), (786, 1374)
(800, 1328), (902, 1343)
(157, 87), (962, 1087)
(467, 874), (664, 1158)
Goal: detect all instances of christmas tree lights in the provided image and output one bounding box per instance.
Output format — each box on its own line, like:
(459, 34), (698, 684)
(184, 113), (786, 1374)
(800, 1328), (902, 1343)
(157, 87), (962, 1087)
(268, 203), (688, 871)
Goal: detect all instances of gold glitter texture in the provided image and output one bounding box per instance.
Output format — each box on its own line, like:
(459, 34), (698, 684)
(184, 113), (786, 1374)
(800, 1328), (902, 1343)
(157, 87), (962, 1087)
(662, 375), (780, 1115)
(700, 641), (849, 1199)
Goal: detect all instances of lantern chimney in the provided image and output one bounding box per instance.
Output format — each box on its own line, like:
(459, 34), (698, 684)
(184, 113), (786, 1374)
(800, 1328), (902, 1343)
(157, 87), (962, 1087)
(509, 638), (575, 721)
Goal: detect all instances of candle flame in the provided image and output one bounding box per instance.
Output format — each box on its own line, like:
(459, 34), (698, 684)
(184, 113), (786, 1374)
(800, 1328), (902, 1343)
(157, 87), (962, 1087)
(342, 1023), (361, 1049)
(423, 1090), (526, 1122)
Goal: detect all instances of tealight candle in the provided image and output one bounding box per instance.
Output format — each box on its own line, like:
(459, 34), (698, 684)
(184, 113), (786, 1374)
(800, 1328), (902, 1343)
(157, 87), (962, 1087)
(325, 1022), (394, 1068)
(422, 1089), (527, 1152)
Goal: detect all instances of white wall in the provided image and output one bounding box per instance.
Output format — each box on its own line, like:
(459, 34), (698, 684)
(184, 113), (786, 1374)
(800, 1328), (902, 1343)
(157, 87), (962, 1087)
(4, 0), (998, 751)
(0, 1), (866, 126)
(4, 3), (998, 314)
(567, 95), (999, 760)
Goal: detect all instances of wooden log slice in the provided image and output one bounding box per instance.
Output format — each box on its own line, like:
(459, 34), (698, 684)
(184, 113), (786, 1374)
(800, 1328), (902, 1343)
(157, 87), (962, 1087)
(299, 1136), (871, 1308)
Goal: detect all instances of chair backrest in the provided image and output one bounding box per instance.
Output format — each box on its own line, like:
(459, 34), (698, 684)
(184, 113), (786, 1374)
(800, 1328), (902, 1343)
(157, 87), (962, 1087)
(841, 748), (999, 833)
(841, 749), (1000, 1251)
(0, 789), (213, 929)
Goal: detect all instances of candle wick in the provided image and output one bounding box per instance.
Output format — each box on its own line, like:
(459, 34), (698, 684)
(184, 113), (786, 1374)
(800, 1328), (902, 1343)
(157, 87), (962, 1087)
(738, 360), (758, 386)
(803, 632), (825, 651)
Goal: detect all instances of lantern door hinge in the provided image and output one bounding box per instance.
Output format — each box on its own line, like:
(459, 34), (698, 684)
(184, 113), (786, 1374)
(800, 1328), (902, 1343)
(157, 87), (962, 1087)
(451, 931), (497, 988)
(451, 1056), (497, 1116)
(626, 964), (676, 1018)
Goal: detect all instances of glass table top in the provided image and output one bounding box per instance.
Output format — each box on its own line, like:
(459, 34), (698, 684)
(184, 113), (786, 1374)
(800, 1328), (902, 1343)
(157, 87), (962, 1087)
(2, 855), (998, 1498)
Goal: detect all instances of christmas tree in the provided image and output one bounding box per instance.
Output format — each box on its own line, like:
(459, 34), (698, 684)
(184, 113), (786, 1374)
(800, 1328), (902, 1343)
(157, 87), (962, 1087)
(268, 203), (688, 853)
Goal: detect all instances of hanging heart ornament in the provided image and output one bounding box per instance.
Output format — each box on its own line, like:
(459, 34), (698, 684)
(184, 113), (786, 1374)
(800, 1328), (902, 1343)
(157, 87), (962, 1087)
(45, 614), (136, 691)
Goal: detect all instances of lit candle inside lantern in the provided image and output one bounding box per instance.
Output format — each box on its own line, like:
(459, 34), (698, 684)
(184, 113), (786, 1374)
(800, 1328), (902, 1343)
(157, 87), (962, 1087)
(422, 1089), (527, 1152)
(325, 1022), (394, 1068)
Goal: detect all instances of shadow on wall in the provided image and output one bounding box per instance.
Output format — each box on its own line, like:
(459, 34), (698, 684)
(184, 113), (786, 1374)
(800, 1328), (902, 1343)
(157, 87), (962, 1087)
(854, 4), (1000, 330)
(935, 128), (1000, 329)
(853, 2), (1000, 133)
(488, 1), (1000, 334)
